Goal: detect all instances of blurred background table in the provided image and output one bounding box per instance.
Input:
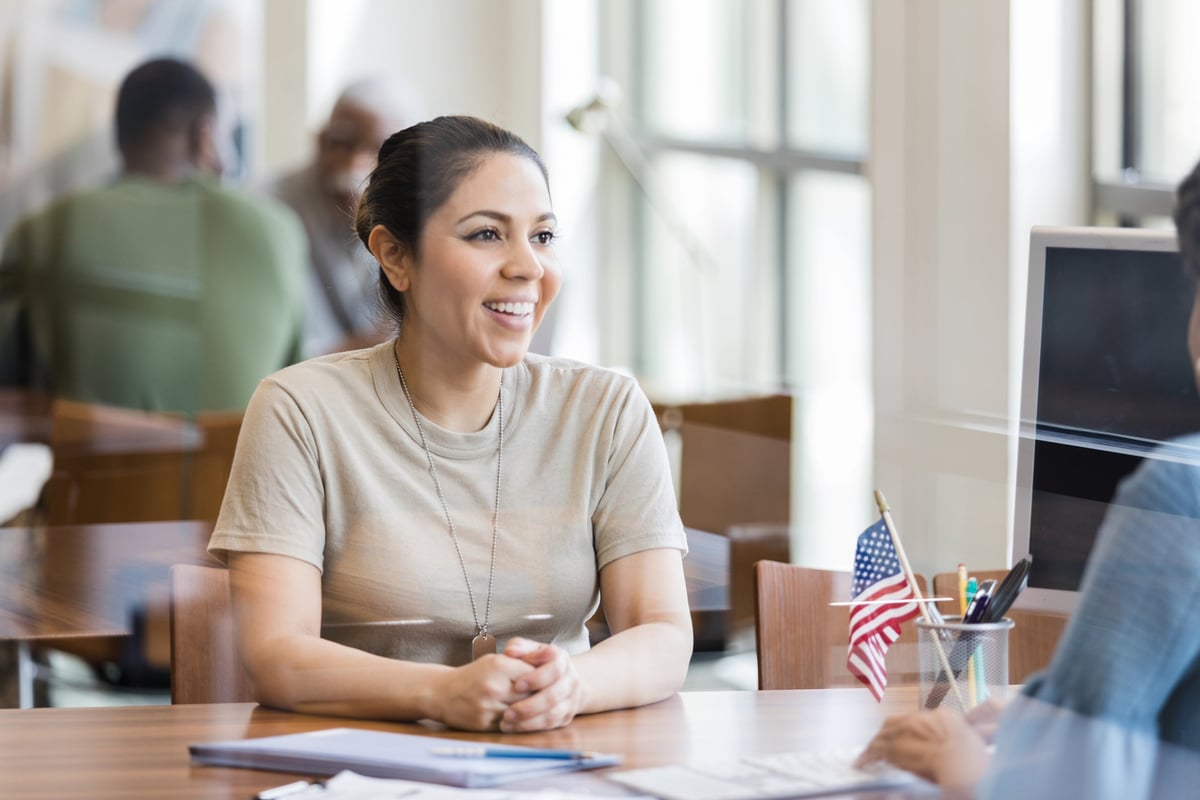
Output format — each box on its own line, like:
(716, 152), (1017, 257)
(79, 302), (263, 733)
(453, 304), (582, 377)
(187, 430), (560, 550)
(0, 519), (217, 707)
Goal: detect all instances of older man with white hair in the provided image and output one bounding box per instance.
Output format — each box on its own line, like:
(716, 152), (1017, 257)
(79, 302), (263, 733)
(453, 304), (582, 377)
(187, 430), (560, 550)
(269, 79), (423, 357)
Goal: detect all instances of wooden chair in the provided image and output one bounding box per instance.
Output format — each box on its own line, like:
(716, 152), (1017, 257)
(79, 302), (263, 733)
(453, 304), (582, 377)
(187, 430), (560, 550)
(932, 569), (1068, 684)
(168, 563), (254, 704)
(187, 410), (244, 522)
(754, 560), (928, 690)
(44, 400), (243, 525)
(43, 399), (198, 525)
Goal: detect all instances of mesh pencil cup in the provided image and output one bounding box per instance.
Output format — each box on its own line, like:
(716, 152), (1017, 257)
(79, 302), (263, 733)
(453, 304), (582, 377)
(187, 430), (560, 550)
(915, 616), (1013, 712)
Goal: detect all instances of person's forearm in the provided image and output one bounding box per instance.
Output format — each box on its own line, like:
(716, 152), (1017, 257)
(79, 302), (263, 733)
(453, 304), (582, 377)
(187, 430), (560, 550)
(572, 619), (693, 713)
(243, 633), (451, 721)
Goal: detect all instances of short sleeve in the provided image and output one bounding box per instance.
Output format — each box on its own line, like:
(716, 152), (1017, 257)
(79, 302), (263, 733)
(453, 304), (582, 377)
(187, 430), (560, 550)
(208, 377), (328, 570)
(591, 379), (688, 569)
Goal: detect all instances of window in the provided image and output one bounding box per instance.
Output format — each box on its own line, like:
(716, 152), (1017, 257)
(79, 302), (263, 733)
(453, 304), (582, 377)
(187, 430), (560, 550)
(598, 0), (872, 559)
(603, 0), (870, 396)
(1093, 0), (1200, 227)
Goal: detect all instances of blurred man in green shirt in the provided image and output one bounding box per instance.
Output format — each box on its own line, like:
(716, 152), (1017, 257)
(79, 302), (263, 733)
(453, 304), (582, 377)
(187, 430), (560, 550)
(0, 57), (306, 413)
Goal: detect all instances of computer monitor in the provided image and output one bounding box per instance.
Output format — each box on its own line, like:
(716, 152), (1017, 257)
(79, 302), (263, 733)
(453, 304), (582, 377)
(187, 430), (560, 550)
(1012, 226), (1200, 613)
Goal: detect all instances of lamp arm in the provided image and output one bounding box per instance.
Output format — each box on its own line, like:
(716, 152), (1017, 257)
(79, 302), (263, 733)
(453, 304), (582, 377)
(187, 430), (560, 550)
(597, 122), (714, 276)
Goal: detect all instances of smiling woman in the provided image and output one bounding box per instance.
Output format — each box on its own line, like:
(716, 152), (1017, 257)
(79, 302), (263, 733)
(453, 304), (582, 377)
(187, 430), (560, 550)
(206, 116), (693, 733)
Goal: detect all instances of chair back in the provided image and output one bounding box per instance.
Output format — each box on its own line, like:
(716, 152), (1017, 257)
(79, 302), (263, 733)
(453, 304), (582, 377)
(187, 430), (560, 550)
(932, 569), (1068, 684)
(44, 400), (243, 525)
(654, 394), (791, 535)
(754, 560), (928, 690)
(168, 563), (254, 704)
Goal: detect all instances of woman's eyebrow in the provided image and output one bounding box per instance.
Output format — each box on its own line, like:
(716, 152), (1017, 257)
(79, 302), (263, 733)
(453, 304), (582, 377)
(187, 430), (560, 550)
(456, 210), (558, 225)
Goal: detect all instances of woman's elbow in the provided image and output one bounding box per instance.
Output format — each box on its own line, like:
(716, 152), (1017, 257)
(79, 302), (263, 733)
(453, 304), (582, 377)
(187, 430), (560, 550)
(239, 641), (307, 710)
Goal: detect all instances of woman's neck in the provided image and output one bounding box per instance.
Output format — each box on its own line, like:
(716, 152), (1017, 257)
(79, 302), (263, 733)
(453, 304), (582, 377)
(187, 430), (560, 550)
(393, 339), (503, 433)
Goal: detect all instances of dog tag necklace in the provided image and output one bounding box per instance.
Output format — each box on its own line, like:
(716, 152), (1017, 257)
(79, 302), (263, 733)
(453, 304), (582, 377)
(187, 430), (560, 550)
(395, 350), (502, 660)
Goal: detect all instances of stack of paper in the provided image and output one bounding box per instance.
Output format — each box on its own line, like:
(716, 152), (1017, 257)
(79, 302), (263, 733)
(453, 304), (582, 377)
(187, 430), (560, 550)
(190, 728), (621, 789)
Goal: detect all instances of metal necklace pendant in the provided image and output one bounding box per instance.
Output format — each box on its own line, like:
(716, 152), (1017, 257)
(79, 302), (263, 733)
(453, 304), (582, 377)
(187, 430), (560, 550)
(395, 346), (503, 663)
(472, 631), (497, 659)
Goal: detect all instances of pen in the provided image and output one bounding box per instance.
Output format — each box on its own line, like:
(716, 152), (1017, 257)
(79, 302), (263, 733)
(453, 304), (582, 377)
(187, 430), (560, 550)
(255, 779), (313, 800)
(963, 579), (996, 624)
(431, 746), (597, 760)
(957, 563), (968, 616)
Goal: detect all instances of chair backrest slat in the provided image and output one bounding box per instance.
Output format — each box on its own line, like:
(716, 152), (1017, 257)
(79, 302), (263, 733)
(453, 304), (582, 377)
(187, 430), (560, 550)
(169, 563), (254, 704)
(754, 560), (927, 691)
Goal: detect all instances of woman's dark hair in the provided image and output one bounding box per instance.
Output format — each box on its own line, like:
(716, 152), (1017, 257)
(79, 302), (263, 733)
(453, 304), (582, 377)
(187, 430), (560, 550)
(354, 115), (549, 327)
(1175, 160), (1200, 282)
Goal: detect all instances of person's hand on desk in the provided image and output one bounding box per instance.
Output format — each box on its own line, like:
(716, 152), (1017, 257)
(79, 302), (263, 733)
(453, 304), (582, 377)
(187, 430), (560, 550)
(426, 652), (537, 731)
(498, 637), (588, 733)
(962, 695), (1007, 744)
(854, 707), (990, 798)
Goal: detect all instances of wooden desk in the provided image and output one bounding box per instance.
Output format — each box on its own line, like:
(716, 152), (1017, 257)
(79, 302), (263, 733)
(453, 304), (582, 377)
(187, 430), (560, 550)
(0, 688), (927, 798)
(0, 520), (218, 707)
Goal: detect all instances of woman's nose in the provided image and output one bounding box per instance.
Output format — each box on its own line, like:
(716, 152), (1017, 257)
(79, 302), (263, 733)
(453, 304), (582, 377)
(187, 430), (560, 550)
(503, 240), (545, 280)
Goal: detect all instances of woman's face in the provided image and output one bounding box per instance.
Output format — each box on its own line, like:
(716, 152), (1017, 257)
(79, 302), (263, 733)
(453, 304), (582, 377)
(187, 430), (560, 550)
(1188, 284), (1200, 396)
(399, 152), (560, 370)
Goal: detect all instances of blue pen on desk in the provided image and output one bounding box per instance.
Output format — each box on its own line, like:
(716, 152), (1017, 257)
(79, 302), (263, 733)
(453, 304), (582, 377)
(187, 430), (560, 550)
(431, 746), (597, 760)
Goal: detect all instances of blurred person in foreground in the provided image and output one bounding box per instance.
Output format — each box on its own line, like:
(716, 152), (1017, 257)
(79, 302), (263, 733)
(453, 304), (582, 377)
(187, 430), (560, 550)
(268, 78), (422, 357)
(855, 163), (1200, 798)
(0, 57), (305, 413)
(210, 116), (693, 732)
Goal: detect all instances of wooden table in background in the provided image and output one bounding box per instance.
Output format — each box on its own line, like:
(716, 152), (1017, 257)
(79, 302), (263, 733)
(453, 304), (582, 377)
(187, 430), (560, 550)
(0, 688), (929, 799)
(0, 520), (217, 707)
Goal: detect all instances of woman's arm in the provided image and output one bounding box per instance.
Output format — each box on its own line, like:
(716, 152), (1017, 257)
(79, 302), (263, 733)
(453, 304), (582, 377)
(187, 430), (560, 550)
(578, 547), (693, 707)
(228, 551), (535, 730)
(498, 547), (693, 731)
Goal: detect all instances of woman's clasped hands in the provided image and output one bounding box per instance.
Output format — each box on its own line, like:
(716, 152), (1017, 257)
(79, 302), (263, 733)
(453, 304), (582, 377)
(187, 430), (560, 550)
(427, 637), (587, 733)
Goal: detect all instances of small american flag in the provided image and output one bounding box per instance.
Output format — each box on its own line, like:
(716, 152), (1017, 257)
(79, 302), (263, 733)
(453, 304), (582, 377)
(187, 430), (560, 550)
(847, 517), (919, 701)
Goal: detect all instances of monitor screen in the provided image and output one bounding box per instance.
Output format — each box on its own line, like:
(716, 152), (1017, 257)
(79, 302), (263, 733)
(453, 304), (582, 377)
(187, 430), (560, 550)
(1013, 226), (1200, 613)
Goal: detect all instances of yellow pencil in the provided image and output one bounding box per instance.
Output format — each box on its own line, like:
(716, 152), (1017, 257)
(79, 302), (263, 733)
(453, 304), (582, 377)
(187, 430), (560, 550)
(958, 564), (976, 708)
(957, 563), (968, 616)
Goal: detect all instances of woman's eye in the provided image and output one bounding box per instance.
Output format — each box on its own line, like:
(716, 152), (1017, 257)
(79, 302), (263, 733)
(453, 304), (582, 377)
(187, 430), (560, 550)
(533, 231), (557, 246)
(468, 228), (500, 242)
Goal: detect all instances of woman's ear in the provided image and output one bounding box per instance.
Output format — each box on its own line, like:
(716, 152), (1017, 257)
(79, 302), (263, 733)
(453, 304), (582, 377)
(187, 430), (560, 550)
(369, 224), (412, 292)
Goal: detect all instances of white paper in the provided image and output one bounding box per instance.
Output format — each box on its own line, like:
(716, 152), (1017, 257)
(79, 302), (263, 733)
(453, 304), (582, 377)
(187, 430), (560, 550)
(0, 443), (52, 523)
(289, 770), (653, 799)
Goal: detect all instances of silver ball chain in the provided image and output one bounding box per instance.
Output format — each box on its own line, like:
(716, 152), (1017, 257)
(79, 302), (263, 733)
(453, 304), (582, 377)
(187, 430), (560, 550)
(393, 348), (502, 640)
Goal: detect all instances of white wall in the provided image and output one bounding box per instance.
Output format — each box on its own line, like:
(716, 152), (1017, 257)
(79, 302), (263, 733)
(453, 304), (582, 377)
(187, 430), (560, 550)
(869, 0), (1090, 579)
(260, 0), (545, 176)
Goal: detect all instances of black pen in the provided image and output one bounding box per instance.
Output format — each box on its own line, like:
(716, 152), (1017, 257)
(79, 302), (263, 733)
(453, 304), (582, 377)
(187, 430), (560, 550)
(962, 579), (996, 624)
(982, 555), (1032, 623)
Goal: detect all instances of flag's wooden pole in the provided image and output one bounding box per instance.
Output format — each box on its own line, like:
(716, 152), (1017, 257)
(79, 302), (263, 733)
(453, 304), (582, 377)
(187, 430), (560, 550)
(874, 490), (965, 708)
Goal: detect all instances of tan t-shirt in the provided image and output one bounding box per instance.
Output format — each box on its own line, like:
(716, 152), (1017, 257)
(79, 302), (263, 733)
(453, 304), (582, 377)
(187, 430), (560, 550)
(209, 342), (687, 666)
